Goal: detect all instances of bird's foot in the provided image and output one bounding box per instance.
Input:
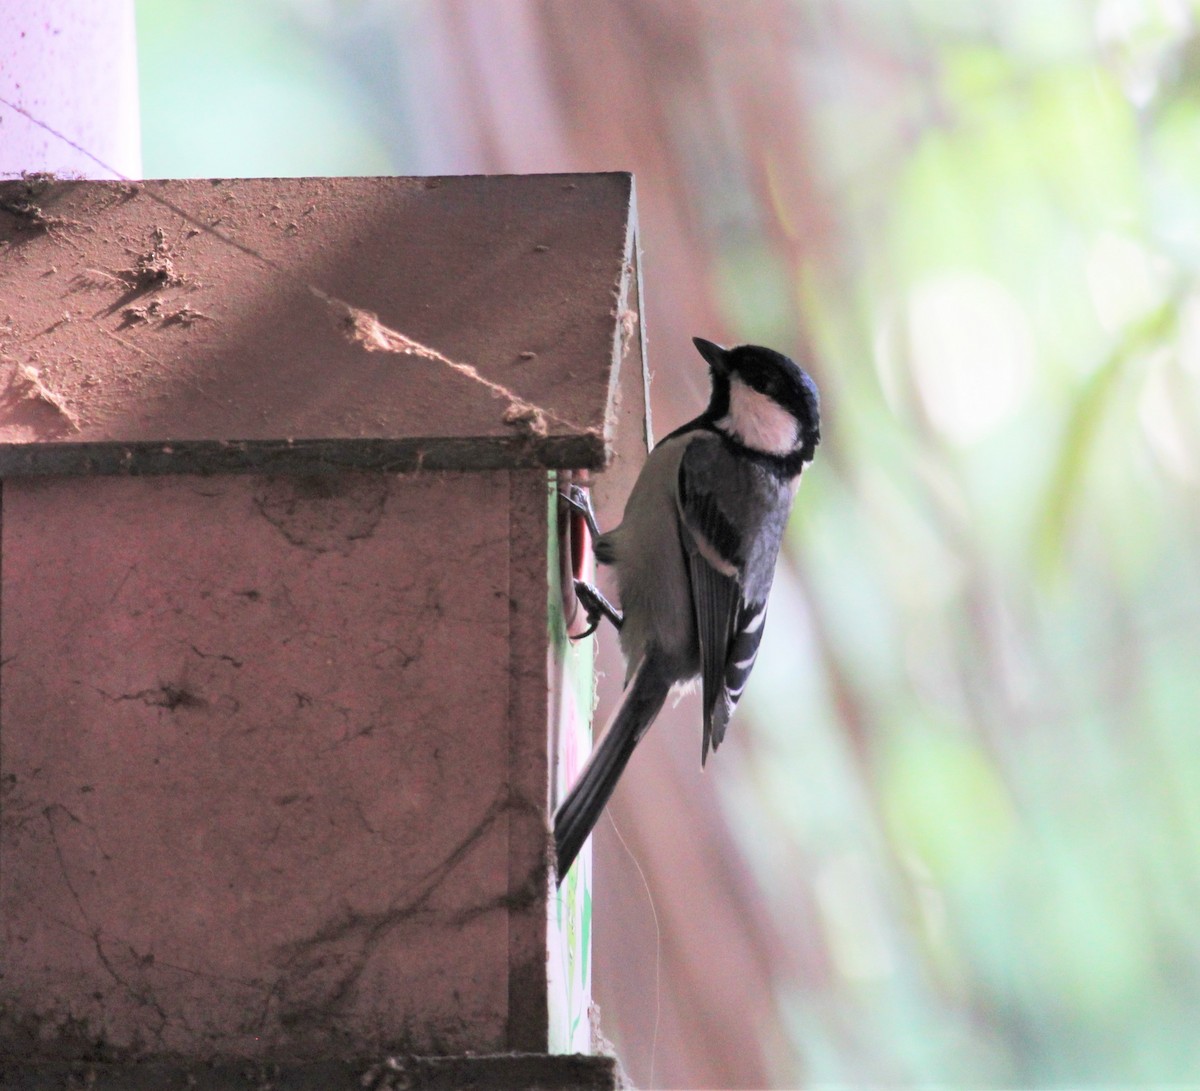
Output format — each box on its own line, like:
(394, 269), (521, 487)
(560, 483), (602, 542)
(572, 579), (623, 639)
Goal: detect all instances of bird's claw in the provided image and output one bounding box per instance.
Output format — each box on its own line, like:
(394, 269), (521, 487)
(561, 484), (602, 542)
(572, 579), (623, 639)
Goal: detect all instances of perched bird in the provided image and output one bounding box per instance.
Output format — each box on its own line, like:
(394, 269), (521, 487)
(555, 336), (821, 882)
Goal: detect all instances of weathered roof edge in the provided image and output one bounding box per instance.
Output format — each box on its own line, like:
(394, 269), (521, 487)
(0, 432), (609, 477)
(0, 172), (643, 477)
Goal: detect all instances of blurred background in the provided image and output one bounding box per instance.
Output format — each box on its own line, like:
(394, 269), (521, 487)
(133, 1), (1200, 1086)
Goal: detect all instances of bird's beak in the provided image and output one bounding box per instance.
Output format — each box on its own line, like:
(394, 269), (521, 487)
(692, 336), (729, 376)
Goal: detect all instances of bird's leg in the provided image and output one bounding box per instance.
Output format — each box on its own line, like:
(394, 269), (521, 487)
(561, 483), (622, 637)
(560, 483), (602, 543)
(572, 579), (624, 638)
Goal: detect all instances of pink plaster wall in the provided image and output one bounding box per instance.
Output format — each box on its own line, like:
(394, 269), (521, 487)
(0, 470), (547, 1059)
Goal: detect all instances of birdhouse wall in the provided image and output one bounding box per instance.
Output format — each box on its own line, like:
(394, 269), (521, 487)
(0, 467), (554, 1060)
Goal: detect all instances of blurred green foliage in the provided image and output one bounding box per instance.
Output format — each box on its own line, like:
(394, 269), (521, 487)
(731, 2), (1200, 1084)
(136, 0), (394, 177)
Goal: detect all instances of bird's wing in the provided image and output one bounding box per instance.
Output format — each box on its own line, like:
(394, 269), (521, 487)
(677, 442), (753, 765)
(718, 597), (767, 744)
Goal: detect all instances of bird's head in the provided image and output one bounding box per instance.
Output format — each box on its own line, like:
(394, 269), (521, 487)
(693, 336), (821, 465)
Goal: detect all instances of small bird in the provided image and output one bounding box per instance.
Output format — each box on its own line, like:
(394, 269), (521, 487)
(555, 336), (821, 882)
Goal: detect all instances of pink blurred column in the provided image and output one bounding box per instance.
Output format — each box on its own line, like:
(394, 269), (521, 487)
(0, 0), (141, 179)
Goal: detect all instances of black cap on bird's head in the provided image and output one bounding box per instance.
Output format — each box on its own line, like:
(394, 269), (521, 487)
(692, 336), (821, 464)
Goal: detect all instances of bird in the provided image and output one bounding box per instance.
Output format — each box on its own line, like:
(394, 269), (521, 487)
(554, 336), (821, 883)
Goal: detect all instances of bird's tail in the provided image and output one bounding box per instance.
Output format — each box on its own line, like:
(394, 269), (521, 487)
(554, 655), (674, 884)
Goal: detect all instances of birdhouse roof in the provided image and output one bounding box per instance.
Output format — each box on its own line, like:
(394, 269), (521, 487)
(0, 172), (646, 475)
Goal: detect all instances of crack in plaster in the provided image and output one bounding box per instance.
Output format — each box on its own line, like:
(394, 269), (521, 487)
(251, 474), (388, 554)
(43, 806), (172, 1048)
(42, 805), (283, 1052)
(95, 683), (207, 711)
(267, 789), (543, 1032)
(189, 644), (243, 669)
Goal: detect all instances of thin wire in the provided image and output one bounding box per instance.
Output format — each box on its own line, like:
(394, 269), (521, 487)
(0, 94), (129, 178)
(605, 809), (661, 1090)
(0, 93), (278, 270)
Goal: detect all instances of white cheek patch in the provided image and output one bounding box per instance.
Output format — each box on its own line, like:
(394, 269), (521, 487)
(716, 375), (799, 456)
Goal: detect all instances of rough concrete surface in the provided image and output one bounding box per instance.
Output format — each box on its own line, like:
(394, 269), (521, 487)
(0, 173), (640, 474)
(0, 471), (544, 1060)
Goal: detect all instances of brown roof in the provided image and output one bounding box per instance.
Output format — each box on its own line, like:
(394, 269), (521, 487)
(0, 172), (643, 475)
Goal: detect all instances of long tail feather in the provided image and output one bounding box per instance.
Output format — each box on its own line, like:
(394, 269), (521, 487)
(554, 656), (673, 883)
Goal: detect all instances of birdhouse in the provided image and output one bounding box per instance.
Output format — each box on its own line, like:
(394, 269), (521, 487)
(0, 173), (648, 1086)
